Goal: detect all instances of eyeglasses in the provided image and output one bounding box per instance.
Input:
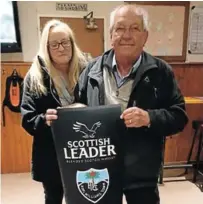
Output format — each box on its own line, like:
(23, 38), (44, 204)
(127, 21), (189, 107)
(48, 40), (71, 50)
(113, 26), (142, 36)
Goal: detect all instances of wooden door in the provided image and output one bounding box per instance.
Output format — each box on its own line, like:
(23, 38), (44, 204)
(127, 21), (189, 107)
(40, 17), (104, 58)
(1, 63), (32, 173)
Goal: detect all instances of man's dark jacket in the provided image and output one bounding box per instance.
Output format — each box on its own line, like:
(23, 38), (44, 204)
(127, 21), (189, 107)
(75, 49), (188, 189)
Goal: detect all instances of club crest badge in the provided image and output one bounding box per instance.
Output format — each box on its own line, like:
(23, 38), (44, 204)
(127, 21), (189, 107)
(76, 168), (109, 203)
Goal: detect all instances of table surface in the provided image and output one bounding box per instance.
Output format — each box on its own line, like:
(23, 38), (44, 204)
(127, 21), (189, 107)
(185, 97), (203, 104)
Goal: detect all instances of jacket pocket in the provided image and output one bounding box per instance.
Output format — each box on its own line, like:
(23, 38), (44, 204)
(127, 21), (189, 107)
(136, 83), (159, 110)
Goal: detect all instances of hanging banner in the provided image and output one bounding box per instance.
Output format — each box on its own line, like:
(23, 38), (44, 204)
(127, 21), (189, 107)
(51, 104), (123, 204)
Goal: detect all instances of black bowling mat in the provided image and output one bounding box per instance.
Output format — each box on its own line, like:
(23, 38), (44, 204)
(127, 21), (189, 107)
(51, 104), (123, 204)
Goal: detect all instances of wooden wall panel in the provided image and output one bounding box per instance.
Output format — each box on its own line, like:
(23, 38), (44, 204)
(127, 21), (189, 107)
(1, 63), (32, 173)
(1, 62), (203, 172)
(172, 63), (203, 96)
(164, 104), (203, 163)
(164, 63), (203, 163)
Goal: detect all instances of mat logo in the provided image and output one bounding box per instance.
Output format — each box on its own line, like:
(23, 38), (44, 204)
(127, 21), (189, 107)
(73, 121), (101, 138)
(76, 168), (109, 203)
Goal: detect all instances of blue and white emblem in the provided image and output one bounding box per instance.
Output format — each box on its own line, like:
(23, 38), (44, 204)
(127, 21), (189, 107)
(76, 168), (109, 203)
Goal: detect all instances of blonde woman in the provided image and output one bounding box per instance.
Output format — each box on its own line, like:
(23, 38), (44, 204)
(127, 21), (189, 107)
(21, 19), (88, 204)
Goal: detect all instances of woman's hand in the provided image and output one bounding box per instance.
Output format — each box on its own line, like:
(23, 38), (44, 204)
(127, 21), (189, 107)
(45, 109), (58, 126)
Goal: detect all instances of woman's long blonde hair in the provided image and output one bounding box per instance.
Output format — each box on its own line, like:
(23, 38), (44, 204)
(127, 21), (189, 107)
(28, 19), (88, 95)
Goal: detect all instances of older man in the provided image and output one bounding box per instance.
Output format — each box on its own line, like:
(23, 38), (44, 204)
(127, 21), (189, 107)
(78, 4), (188, 204)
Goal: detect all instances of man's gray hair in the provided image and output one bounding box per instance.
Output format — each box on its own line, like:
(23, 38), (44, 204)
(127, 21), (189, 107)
(110, 4), (149, 32)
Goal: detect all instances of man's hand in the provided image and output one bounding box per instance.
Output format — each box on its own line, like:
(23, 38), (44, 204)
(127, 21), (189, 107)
(120, 107), (150, 128)
(45, 109), (58, 126)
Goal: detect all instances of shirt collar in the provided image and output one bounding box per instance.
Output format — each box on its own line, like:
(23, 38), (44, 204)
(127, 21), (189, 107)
(112, 54), (142, 76)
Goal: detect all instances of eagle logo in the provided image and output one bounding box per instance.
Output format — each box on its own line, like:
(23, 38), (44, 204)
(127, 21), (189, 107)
(73, 121), (102, 138)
